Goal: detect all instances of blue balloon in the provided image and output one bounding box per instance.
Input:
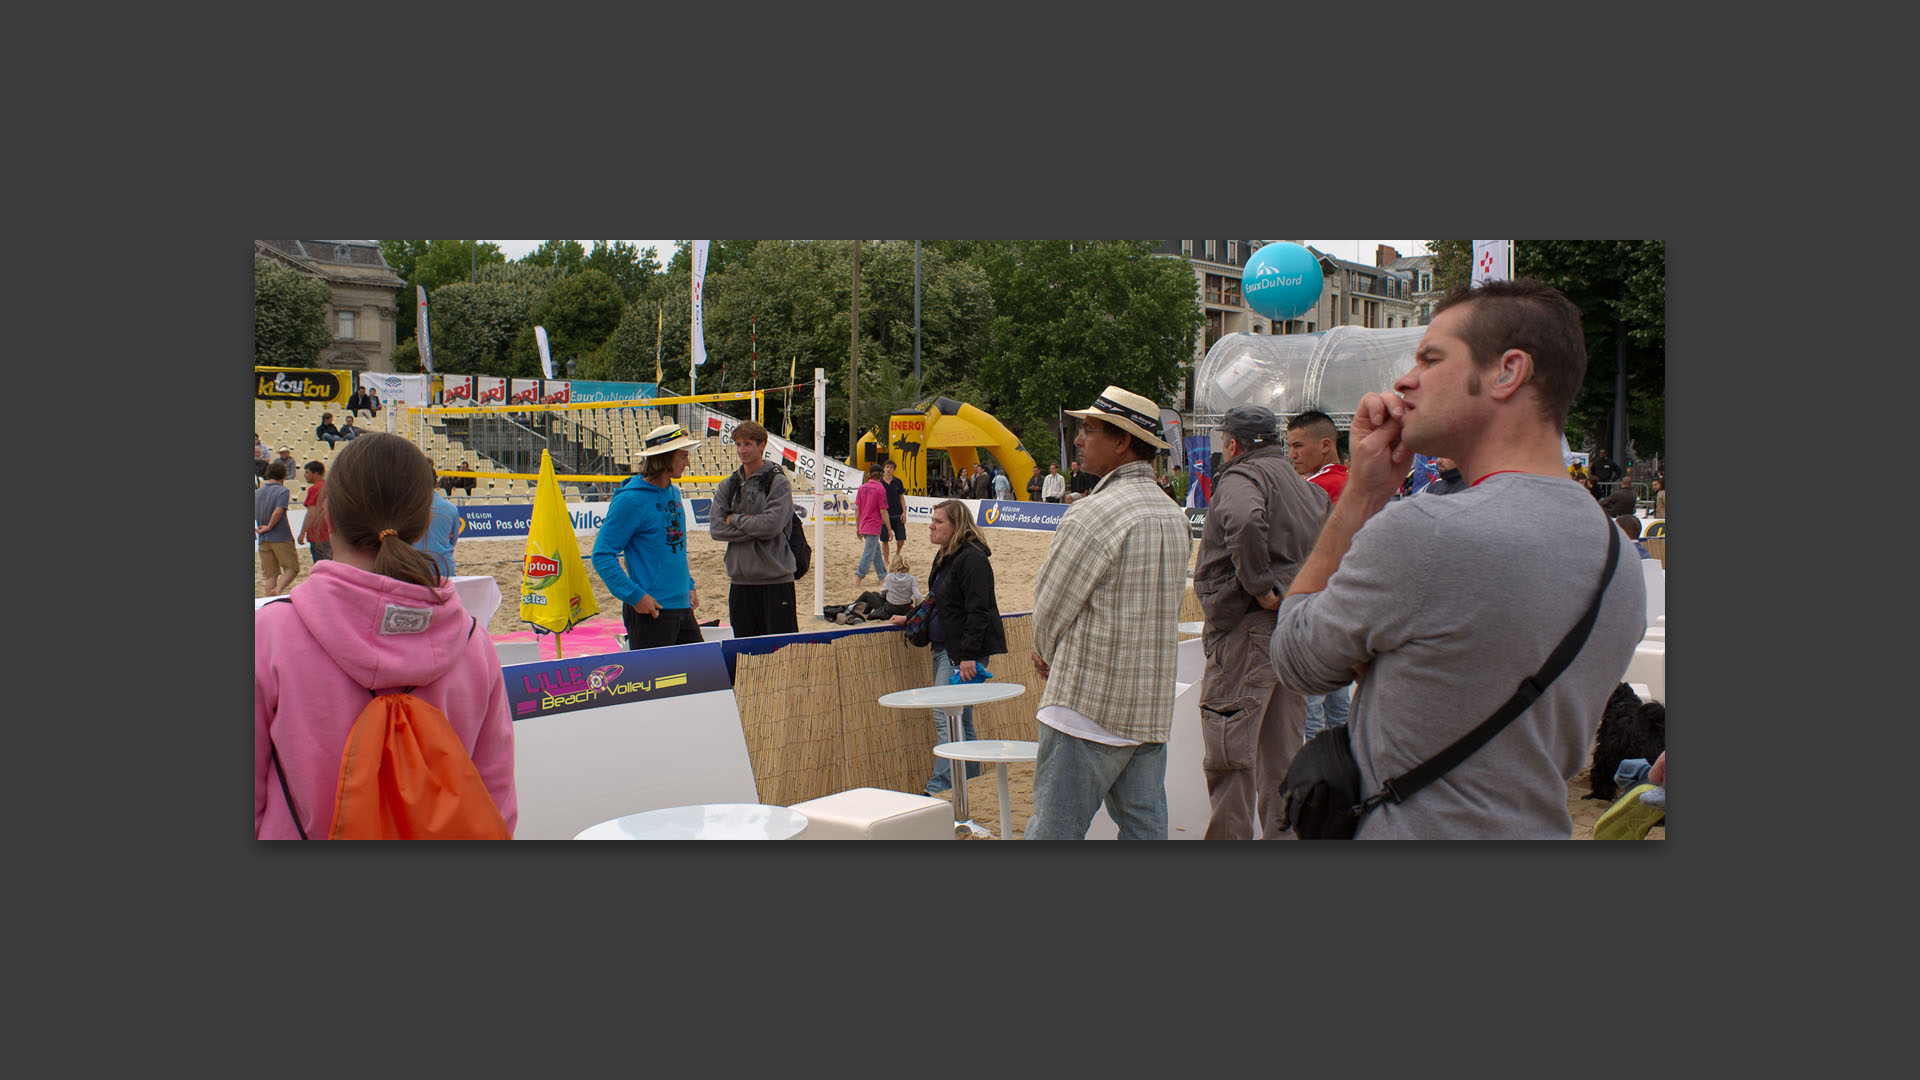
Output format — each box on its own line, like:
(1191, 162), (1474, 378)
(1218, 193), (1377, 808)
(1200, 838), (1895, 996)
(1241, 243), (1325, 323)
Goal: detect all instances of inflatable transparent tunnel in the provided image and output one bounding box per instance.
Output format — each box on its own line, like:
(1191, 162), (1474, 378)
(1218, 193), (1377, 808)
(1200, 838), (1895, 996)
(1194, 326), (1427, 427)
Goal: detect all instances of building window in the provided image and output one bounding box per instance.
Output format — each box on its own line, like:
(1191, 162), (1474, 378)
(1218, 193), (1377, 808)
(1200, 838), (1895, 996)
(1228, 240), (1238, 264)
(1204, 240), (1216, 261)
(1181, 240), (1192, 257)
(338, 310), (356, 339)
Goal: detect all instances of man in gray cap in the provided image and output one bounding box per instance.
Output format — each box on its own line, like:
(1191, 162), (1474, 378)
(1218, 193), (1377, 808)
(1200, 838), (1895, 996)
(1192, 404), (1331, 839)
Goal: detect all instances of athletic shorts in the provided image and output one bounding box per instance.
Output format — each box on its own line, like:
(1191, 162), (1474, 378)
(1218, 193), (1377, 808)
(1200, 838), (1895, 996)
(259, 540), (298, 580)
(887, 514), (907, 542)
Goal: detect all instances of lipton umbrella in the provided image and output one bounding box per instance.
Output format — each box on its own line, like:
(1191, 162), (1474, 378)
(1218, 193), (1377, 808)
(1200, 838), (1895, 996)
(520, 449), (600, 657)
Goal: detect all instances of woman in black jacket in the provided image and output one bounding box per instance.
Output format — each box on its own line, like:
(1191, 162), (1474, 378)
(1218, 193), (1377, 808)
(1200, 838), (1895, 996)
(906, 499), (1006, 797)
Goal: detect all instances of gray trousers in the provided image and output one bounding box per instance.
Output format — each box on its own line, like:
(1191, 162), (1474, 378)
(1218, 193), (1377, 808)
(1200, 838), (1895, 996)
(1198, 609), (1304, 839)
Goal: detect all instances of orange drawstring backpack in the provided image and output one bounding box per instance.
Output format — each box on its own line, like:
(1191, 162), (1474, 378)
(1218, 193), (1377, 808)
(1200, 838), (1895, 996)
(269, 613), (510, 840)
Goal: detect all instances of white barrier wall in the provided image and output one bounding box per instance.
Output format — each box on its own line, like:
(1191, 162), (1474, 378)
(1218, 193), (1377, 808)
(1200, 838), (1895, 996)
(503, 641), (758, 840)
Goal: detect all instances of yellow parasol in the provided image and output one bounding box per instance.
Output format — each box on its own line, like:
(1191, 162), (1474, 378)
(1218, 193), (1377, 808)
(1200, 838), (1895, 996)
(519, 449), (600, 656)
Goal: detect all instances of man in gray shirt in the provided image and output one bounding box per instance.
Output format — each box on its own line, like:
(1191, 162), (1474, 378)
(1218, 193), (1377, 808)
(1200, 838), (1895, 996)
(254, 459), (298, 595)
(1271, 280), (1646, 839)
(1193, 404), (1329, 839)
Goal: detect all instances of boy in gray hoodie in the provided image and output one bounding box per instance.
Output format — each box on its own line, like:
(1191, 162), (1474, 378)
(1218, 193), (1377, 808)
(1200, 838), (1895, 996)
(709, 421), (798, 636)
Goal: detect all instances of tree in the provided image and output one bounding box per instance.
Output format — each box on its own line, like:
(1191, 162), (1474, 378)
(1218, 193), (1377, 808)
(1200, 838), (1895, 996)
(519, 240), (586, 275)
(506, 268), (625, 378)
(417, 262), (558, 376)
(584, 240), (663, 305)
(973, 240), (1203, 453)
(255, 259), (333, 368)
(1425, 240), (1665, 458)
(380, 239), (505, 347)
(692, 241), (995, 456)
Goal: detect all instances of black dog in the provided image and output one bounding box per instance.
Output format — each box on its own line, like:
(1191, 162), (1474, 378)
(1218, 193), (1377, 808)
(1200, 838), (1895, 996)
(1585, 683), (1666, 801)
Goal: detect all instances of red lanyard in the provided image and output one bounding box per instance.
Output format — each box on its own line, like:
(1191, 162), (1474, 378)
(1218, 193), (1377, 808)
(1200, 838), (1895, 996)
(1470, 469), (1527, 487)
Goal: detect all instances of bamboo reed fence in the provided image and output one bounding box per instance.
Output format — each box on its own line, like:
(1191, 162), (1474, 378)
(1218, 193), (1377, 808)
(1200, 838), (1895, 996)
(731, 616), (1042, 806)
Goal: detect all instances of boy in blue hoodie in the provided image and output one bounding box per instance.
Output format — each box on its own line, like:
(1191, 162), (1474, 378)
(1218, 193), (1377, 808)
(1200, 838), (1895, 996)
(593, 423), (704, 650)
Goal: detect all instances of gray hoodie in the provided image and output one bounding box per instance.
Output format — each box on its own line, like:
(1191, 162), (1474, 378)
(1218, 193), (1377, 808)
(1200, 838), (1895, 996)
(709, 463), (797, 584)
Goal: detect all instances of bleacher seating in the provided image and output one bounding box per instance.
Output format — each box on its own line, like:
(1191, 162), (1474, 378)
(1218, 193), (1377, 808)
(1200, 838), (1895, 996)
(255, 399), (813, 507)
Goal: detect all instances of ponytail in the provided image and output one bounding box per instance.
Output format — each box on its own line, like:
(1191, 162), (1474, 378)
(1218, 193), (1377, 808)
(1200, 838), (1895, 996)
(326, 434), (444, 589)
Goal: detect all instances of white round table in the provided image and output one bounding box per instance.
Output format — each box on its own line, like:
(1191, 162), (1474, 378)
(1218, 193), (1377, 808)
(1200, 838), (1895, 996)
(933, 740), (1038, 840)
(1177, 621), (1205, 636)
(878, 682), (1028, 835)
(573, 803), (810, 840)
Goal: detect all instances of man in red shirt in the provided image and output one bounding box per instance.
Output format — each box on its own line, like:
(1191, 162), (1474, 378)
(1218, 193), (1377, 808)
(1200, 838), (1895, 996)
(296, 460), (332, 563)
(1285, 410), (1348, 504)
(1282, 410), (1351, 739)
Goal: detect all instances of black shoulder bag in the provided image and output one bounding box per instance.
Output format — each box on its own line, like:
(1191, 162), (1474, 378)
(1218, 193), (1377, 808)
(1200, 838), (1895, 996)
(1277, 524), (1620, 839)
(749, 467), (811, 579)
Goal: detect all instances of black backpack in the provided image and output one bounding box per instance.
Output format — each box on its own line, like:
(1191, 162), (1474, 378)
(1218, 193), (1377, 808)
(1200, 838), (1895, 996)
(748, 468), (811, 579)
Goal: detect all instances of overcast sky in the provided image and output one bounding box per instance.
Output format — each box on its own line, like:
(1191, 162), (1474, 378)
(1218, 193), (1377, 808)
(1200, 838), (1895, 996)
(485, 239), (1434, 268)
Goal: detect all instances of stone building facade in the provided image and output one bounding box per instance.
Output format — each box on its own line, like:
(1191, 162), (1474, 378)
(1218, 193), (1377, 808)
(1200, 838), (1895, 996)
(255, 240), (406, 372)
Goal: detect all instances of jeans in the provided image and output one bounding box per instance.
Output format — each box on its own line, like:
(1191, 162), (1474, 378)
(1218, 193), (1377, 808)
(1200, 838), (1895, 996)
(856, 533), (884, 579)
(1024, 723), (1168, 840)
(924, 647), (982, 794)
(1303, 684), (1351, 741)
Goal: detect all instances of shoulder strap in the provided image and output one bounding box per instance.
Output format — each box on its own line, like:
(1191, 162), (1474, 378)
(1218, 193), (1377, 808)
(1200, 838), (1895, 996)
(260, 596), (311, 838)
(1364, 523), (1621, 812)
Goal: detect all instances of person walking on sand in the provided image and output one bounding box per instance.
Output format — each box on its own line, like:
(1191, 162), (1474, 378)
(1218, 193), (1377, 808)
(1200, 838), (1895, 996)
(854, 464), (887, 584)
(255, 459), (299, 595)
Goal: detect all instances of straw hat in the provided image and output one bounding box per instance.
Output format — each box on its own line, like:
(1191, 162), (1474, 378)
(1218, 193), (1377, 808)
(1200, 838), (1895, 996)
(638, 422), (701, 457)
(1066, 385), (1171, 450)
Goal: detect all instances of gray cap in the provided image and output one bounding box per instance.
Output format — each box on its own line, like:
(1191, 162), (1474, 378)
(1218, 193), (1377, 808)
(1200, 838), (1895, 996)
(1219, 404), (1278, 441)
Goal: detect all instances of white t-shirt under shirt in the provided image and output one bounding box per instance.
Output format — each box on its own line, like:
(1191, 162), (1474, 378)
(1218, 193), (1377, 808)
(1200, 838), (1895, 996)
(1037, 705), (1143, 747)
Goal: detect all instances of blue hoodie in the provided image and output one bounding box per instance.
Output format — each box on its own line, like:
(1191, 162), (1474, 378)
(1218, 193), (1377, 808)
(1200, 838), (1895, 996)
(592, 474), (695, 610)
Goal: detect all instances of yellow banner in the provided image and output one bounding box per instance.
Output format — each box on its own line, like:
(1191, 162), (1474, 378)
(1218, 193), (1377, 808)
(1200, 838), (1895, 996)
(520, 450), (601, 634)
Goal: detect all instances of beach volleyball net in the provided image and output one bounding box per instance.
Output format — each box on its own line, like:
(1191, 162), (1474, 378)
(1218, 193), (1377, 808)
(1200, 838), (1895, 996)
(406, 387), (778, 501)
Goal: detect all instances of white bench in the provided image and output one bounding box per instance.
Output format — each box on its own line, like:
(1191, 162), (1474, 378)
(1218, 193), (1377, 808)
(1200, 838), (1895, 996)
(787, 788), (955, 840)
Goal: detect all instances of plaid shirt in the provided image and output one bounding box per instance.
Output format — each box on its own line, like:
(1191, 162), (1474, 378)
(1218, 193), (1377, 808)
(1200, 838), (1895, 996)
(1032, 459), (1194, 742)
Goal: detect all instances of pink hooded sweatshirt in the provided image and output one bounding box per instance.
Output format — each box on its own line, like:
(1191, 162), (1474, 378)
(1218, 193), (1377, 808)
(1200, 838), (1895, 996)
(255, 560), (517, 838)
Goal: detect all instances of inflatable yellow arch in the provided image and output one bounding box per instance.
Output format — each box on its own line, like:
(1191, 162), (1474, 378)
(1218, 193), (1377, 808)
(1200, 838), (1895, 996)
(853, 397), (1036, 499)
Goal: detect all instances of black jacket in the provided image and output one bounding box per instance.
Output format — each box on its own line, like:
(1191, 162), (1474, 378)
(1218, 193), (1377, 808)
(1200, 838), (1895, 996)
(929, 536), (1005, 663)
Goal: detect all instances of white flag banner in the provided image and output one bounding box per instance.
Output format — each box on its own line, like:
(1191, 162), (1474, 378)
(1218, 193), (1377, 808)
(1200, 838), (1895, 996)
(691, 240), (710, 367)
(371, 372), (430, 407)
(1471, 241), (1510, 287)
(416, 285), (435, 373)
(535, 325), (554, 380)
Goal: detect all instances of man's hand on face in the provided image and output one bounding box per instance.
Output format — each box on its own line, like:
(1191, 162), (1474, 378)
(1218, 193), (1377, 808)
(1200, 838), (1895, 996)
(1346, 392), (1414, 501)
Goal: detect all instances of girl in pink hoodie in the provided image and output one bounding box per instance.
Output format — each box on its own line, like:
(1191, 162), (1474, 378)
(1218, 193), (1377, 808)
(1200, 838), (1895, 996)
(255, 434), (517, 839)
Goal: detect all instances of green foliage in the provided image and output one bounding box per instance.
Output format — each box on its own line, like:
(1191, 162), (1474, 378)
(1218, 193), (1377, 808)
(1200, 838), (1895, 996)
(427, 263), (557, 377)
(1423, 240), (1664, 457)
(519, 240), (587, 274)
(254, 259), (333, 368)
(506, 269), (625, 378)
(973, 240), (1203, 447)
(380, 240), (505, 346)
(390, 336), (420, 373)
(584, 241), (662, 305)
(685, 241), (997, 456)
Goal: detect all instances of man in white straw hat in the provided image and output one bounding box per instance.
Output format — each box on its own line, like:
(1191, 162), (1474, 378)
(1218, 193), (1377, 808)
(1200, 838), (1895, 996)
(1026, 385), (1193, 840)
(591, 422), (705, 651)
